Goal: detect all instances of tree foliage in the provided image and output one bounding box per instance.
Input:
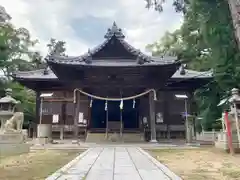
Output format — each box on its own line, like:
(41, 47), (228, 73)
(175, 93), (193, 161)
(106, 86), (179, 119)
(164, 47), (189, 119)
(145, 0), (186, 13)
(0, 6), (66, 128)
(47, 38), (66, 56)
(147, 0), (239, 130)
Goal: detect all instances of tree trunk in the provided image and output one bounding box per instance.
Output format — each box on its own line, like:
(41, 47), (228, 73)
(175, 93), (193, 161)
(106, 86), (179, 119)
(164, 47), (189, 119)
(228, 0), (240, 49)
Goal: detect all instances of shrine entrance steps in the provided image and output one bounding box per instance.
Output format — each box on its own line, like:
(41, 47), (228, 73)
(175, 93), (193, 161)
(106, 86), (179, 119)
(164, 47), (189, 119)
(85, 132), (145, 143)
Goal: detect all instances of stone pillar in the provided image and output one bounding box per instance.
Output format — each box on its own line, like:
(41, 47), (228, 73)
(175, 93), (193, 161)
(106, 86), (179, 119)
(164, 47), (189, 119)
(149, 91), (157, 143)
(60, 126), (64, 140)
(229, 88), (240, 150)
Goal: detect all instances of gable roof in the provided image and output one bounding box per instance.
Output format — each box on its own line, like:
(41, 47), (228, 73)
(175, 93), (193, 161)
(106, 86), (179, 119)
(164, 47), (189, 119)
(46, 22), (178, 66)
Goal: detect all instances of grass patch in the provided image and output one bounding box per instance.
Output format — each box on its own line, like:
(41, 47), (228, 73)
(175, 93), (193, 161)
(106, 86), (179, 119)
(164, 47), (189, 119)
(0, 149), (84, 180)
(147, 148), (240, 180)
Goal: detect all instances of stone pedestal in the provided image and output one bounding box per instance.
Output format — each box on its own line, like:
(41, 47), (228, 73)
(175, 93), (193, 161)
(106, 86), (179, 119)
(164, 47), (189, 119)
(0, 132), (30, 156)
(37, 124), (52, 138)
(36, 124), (52, 145)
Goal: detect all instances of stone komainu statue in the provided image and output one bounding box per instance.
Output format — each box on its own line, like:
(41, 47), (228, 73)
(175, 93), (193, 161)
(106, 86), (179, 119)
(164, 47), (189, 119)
(3, 112), (24, 133)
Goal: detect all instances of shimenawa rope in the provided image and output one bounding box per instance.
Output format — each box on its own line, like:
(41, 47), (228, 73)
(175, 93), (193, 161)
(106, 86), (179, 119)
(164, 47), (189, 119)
(73, 88), (157, 103)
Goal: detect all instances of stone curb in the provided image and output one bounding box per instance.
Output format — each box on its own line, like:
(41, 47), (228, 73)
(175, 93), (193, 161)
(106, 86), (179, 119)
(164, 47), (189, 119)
(31, 146), (88, 150)
(138, 148), (182, 180)
(45, 148), (91, 180)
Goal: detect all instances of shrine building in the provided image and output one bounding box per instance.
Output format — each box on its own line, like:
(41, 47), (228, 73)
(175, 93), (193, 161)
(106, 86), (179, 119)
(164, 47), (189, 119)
(13, 22), (212, 142)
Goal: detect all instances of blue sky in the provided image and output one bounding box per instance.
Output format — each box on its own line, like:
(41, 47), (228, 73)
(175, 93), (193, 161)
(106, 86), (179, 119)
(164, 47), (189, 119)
(0, 0), (183, 56)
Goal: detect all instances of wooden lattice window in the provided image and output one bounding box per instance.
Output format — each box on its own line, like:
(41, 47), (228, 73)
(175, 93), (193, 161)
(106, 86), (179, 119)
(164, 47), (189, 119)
(42, 102), (62, 115)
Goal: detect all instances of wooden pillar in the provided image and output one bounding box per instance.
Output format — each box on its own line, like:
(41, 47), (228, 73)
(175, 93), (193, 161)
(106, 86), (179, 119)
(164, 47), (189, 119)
(120, 109), (123, 137)
(105, 105), (108, 139)
(162, 91), (169, 139)
(74, 91), (80, 139)
(149, 91), (157, 142)
(60, 92), (67, 140)
(189, 92), (195, 139)
(35, 91), (41, 138)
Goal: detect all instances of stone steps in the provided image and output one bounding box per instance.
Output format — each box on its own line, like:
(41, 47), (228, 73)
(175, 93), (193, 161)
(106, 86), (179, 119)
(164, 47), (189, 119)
(86, 133), (108, 142)
(85, 132), (144, 143)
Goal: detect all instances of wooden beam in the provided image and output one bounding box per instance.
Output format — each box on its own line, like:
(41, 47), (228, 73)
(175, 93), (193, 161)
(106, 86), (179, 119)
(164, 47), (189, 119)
(43, 98), (74, 102)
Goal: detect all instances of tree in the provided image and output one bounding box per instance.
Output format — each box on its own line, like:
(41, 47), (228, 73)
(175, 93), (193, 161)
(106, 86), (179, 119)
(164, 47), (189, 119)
(145, 0), (186, 12)
(0, 6), (39, 127)
(0, 6), (11, 23)
(147, 0), (240, 131)
(7, 82), (36, 127)
(0, 6), (68, 128)
(28, 51), (46, 69)
(0, 22), (39, 77)
(47, 38), (66, 56)
(146, 30), (184, 56)
(145, 0), (240, 53)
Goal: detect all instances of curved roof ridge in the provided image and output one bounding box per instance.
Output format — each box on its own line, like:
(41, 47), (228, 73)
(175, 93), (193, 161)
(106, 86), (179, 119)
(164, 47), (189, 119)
(46, 38), (111, 63)
(172, 68), (213, 78)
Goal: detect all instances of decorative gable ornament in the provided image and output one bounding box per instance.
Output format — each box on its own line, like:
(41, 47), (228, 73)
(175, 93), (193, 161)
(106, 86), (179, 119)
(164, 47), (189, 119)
(137, 54), (145, 65)
(104, 22), (125, 39)
(43, 67), (50, 75)
(85, 49), (92, 64)
(179, 64), (186, 75)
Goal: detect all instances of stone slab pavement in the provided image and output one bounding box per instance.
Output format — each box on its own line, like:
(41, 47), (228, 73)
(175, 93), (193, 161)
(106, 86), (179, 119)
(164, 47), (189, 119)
(46, 147), (182, 180)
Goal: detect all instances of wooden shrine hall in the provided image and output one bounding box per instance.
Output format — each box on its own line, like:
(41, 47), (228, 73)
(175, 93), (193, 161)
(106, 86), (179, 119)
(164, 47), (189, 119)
(13, 22), (212, 142)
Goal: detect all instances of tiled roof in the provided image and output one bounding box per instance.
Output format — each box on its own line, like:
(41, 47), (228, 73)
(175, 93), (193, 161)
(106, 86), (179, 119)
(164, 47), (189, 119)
(47, 57), (177, 66)
(13, 67), (213, 80)
(46, 22), (177, 66)
(13, 68), (57, 80)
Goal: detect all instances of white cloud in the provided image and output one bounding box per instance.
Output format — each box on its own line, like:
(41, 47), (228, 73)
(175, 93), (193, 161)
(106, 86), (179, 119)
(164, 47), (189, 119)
(0, 0), (183, 56)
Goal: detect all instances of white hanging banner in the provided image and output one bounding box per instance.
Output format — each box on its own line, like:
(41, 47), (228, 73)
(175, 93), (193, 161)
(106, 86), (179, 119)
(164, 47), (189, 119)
(105, 100), (108, 111)
(78, 112), (84, 123)
(120, 99), (123, 110)
(156, 112), (163, 123)
(133, 99), (136, 108)
(52, 114), (59, 123)
(143, 117), (148, 124)
(90, 98), (93, 108)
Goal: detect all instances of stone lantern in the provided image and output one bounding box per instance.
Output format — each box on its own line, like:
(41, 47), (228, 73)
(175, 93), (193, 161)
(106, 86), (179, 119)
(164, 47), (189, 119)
(228, 88), (240, 151)
(0, 88), (20, 131)
(0, 88), (30, 156)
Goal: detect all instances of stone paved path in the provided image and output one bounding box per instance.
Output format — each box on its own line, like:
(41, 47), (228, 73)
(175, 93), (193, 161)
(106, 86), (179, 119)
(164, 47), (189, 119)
(46, 147), (181, 180)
